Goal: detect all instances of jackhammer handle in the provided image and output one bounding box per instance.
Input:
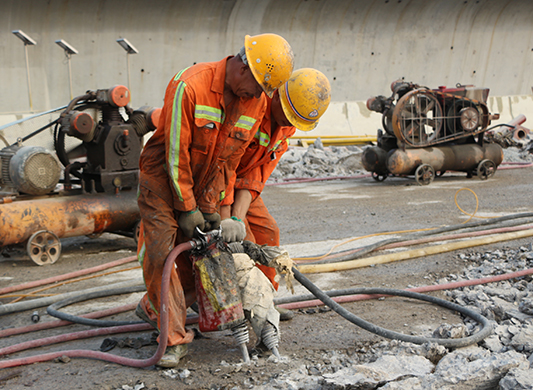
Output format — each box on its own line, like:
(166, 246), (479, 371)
(192, 227), (222, 249)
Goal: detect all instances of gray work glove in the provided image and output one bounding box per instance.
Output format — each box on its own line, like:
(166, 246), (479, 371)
(178, 209), (205, 238)
(221, 217), (246, 242)
(203, 212), (221, 231)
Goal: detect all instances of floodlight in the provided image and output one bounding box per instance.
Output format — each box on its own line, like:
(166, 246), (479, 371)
(116, 38), (138, 93)
(116, 38), (139, 54)
(12, 30), (36, 110)
(12, 30), (36, 46)
(55, 39), (78, 55)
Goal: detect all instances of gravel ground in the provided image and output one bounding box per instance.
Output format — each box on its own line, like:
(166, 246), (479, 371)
(1, 141), (533, 389)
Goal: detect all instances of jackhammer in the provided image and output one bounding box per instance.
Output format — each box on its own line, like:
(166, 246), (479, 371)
(191, 229), (281, 362)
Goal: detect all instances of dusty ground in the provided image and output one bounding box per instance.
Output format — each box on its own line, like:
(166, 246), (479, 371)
(1, 165), (532, 389)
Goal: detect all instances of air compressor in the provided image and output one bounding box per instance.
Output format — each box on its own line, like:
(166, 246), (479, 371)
(0, 86), (160, 265)
(362, 80), (503, 185)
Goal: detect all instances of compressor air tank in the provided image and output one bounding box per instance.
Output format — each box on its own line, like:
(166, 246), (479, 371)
(387, 143), (503, 175)
(0, 190), (138, 265)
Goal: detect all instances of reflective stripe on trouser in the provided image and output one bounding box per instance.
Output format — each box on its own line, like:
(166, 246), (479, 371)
(137, 188), (196, 346)
(243, 195), (280, 290)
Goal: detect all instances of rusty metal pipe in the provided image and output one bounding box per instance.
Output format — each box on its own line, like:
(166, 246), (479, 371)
(487, 115), (530, 141)
(502, 115), (529, 140)
(0, 190), (138, 247)
(505, 114), (526, 128)
(387, 143), (503, 175)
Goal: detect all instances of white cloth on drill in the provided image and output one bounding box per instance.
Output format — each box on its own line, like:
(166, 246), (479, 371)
(232, 252), (280, 344)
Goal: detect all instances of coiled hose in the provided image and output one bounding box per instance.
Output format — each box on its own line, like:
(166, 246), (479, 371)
(292, 268), (493, 348)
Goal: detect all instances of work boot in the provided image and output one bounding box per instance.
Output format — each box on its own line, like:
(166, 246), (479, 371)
(135, 302), (158, 330)
(275, 306), (294, 321)
(156, 344), (188, 368)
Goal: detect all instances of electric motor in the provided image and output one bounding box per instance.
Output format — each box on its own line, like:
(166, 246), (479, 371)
(6, 146), (61, 195)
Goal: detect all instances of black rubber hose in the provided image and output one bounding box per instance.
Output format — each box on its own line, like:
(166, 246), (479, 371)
(47, 285), (146, 327)
(55, 128), (70, 168)
(485, 123), (516, 132)
(13, 119), (60, 146)
(308, 212), (533, 264)
(292, 267), (493, 348)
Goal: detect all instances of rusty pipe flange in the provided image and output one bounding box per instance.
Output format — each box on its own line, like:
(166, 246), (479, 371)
(26, 230), (62, 266)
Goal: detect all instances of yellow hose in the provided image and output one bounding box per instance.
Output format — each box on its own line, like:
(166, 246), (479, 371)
(297, 228), (533, 274)
(295, 187), (490, 263)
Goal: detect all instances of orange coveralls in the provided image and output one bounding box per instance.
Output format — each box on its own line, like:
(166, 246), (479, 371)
(137, 57), (266, 346)
(222, 98), (295, 289)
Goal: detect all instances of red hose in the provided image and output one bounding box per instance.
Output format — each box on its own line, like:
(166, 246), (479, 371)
(277, 267), (533, 310)
(0, 324), (152, 356)
(500, 161), (533, 166)
(0, 241), (193, 369)
(0, 303), (138, 338)
(0, 256), (137, 296)
(266, 174), (371, 186)
(0, 314), (199, 357)
(498, 163), (533, 170)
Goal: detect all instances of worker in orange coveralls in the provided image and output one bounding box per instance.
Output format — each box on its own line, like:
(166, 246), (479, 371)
(220, 68), (331, 308)
(135, 34), (294, 368)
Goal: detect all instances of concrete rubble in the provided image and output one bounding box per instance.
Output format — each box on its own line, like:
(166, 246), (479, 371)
(239, 244), (533, 390)
(269, 140), (365, 181)
(268, 140), (533, 183)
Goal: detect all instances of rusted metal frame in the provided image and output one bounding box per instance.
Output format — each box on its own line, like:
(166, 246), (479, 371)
(395, 90), (490, 148)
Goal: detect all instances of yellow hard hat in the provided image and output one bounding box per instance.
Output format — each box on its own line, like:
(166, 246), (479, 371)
(244, 34), (294, 98)
(279, 68), (331, 131)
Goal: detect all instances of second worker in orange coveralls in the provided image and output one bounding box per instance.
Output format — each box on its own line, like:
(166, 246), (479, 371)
(136, 34), (294, 368)
(220, 68), (331, 298)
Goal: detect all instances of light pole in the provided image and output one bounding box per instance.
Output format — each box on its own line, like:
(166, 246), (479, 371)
(12, 30), (36, 112)
(55, 39), (78, 100)
(116, 38), (139, 91)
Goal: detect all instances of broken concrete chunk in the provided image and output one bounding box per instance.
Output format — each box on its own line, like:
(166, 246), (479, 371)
(380, 377), (425, 390)
(510, 327), (533, 353)
(321, 355), (433, 388)
(482, 334), (505, 353)
(519, 298), (533, 315)
(434, 349), (529, 388)
(432, 323), (467, 339)
(499, 367), (533, 390)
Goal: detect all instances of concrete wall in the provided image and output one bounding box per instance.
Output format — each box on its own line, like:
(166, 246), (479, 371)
(2, 0), (533, 137)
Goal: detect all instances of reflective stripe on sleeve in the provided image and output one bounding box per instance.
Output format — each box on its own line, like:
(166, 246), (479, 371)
(235, 115), (256, 131)
(270, 139), (283, 151)
(138, 240), (146, 267)
(254, 129), (270, 147)
(194, 105), (224, 123)
(168, 80), (187, 202)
